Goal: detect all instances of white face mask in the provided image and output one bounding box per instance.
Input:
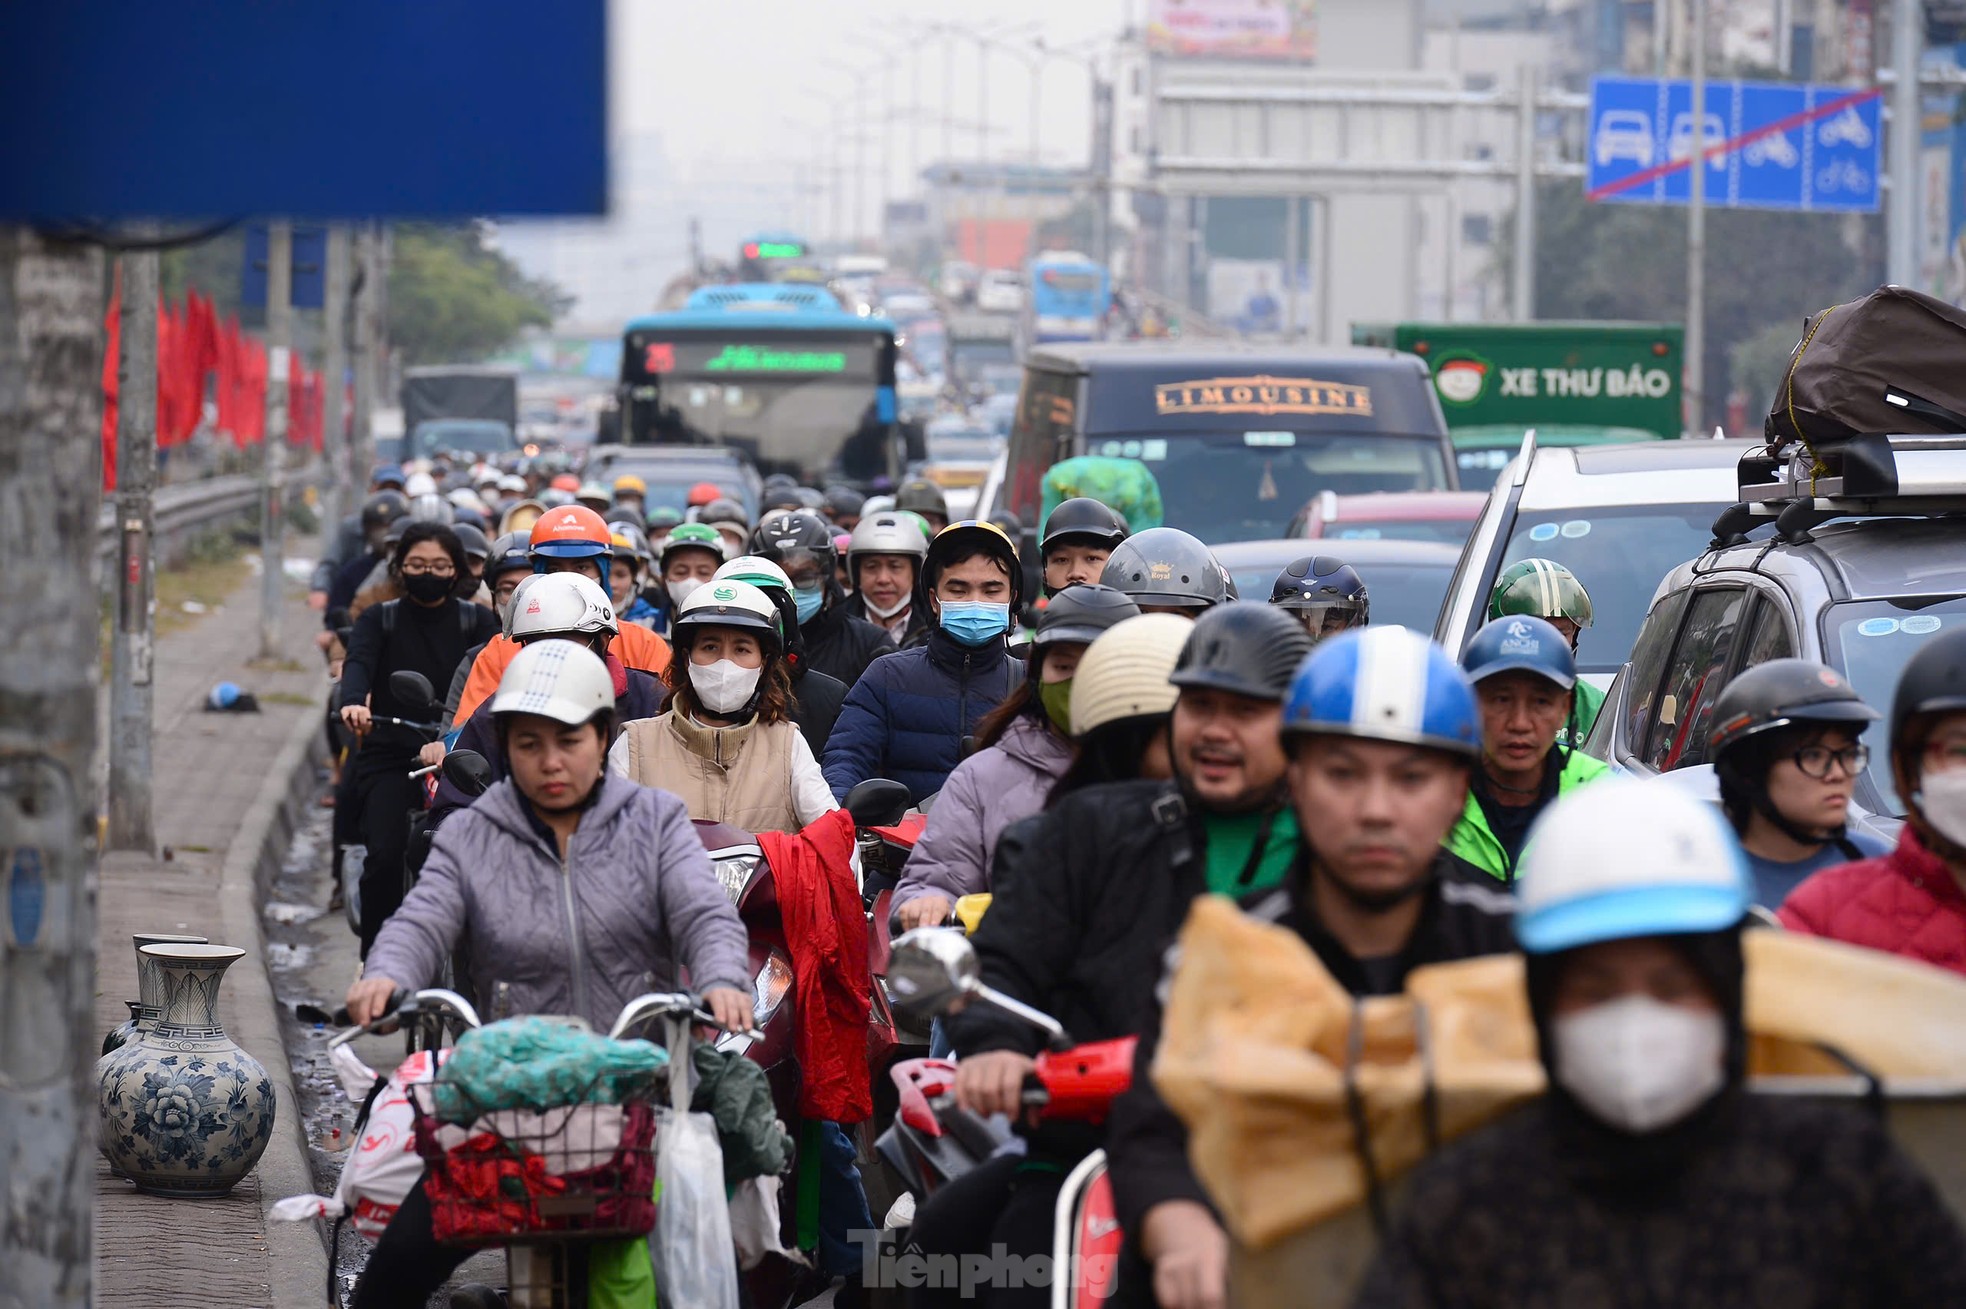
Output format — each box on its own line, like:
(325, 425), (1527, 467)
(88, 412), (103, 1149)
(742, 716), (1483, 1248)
(667, 577), (704, 608)
(864, 592), (911, 620)
(688, 658), (762, 714)
(1916, 768), (1966, 848)
(1552, 994), (1726, 1135)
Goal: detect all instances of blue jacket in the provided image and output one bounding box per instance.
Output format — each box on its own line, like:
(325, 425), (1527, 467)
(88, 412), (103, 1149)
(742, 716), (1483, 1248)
(822, 629), (1020, 804)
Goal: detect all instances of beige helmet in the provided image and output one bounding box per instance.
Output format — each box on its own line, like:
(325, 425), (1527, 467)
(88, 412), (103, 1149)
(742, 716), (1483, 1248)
(1069, 612), (1194, 737)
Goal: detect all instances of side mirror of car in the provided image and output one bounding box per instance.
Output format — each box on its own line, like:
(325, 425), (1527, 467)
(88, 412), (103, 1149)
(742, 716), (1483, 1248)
(844, 778), (911, 829)
(442, 750), (494, 798)
(389, 670), (440, 717)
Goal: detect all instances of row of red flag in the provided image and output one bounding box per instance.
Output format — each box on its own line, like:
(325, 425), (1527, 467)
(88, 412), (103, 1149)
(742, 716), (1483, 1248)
(101, 281), (326, 491)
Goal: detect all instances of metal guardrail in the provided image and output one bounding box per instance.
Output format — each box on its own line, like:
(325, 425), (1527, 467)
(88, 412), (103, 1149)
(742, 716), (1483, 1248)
(95, 475), (264, 563)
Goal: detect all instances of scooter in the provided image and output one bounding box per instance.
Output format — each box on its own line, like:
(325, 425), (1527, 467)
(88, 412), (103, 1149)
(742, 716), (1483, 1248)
(876, 929), (1134, 1309)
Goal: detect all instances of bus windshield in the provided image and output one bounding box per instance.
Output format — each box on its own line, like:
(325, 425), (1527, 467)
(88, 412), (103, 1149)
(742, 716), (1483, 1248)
(1085, 430), (1450, 543)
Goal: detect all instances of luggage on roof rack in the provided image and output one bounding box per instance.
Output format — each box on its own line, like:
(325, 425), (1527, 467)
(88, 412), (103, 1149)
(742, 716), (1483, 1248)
(1765, 285), (1966, 461)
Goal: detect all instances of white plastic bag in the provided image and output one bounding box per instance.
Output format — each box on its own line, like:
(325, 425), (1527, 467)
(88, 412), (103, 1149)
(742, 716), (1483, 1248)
(650, 1017), (739, 1309)
(273, 1046), (445, 1238)
(729, 1175), (805, 1272)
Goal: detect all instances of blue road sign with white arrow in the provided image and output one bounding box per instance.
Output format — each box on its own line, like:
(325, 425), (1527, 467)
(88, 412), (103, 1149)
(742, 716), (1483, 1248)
(1587, 75), (1881, 213)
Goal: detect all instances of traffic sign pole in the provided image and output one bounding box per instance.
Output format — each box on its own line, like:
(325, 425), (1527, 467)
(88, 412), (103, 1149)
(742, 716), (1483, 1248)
(1515, 66), (1538, 323)
(1888, 0), (1921, 285)
(1687, 0), (1707, 433)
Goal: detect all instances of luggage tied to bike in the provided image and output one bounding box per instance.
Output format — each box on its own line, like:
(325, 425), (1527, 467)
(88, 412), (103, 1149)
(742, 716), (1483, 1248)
(1153, 894), (1966, 1250)
(270, 1044), (447, 1240)
(1765, 285), (1966, 468)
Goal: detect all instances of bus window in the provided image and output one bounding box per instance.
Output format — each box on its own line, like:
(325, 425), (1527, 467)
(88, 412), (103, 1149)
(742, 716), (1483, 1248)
(1006, 369), (1080, 525)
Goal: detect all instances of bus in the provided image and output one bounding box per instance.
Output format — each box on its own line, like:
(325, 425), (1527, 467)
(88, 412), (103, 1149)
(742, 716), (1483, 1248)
(1025, 252), (1111, 345)
(617, 283), (909, 487)
(735, 231), (814, 282)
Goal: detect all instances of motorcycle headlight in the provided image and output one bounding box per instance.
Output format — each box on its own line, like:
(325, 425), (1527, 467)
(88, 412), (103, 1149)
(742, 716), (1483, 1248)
(711, 853), (758, 906)
(753, 951), (795, 1027)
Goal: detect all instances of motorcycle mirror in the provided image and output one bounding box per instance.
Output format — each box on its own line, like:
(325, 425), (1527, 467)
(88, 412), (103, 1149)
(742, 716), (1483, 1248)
(885, 928), (981, 1018)
(389, 669), (440, 716)
(844, 777), (911, 828)
(442, 750), (494, 798)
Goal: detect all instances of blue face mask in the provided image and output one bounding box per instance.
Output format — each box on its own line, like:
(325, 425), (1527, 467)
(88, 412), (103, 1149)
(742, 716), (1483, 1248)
(939, 600), (1011, 647)
(793, 585), (825, 625)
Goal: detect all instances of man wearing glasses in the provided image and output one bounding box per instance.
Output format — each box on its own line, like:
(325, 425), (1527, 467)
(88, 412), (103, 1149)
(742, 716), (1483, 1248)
(1707, 658), (1889, 909)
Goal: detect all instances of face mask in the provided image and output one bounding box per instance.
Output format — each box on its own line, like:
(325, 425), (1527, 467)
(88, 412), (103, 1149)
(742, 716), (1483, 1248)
(402, 572), (454, 604)
(667, 577), (704, 608)
(1039, 678), (1073, 733)
(1553, 994), (1726, 1135)
(1916, 768), (1966, 848)
(863, 591), (910, 620)
(794, 585), (826, 625)
(939, 600), (1011, 647)
(688, 658), (763, 714)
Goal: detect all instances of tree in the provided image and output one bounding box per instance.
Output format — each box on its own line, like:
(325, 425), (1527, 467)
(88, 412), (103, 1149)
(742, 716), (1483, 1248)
(1501, 182), (1882, 428)
(385, 225), (569, 365)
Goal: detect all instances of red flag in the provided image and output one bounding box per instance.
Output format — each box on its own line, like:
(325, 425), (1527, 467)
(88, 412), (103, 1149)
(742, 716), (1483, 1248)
(101, 269), (120, 491)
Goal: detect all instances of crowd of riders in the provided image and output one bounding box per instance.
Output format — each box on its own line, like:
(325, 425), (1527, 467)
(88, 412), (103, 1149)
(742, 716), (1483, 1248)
(316, 446), (1966, 1308)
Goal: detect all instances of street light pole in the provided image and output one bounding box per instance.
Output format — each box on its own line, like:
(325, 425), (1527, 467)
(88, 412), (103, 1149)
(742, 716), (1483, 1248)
(260, 220), (292, 659)
(1686, 0), (1708, 431)
(1887, 0), (1922, 285)
(108, 242), (158, 854)
(1513, 66), (1538, 322)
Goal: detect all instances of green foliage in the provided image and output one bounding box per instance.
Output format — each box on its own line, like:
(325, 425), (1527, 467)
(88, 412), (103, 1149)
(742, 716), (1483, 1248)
(161, 226), (246, 316)
(1729, 322), (1808, 428)
(387, 225), (570, 365)
(1501, 182), (1882, 428)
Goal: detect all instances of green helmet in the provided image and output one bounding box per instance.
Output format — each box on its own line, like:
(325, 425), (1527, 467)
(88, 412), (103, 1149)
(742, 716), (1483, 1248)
(1489, 558), (1594, 628)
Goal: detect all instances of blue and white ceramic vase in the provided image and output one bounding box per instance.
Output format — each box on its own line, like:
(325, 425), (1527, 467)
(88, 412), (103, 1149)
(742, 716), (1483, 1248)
(101, 931), (210, 1056)
(96, 943), (276, 1197)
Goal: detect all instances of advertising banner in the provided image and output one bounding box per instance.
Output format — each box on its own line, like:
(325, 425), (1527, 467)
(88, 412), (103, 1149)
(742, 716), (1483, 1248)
(1146, 0), (1317, 61)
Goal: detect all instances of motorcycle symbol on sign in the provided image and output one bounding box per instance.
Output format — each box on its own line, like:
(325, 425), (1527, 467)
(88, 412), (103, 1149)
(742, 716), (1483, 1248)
(1818, 105), (1874, 149)
(1742, 131), (1798, 168)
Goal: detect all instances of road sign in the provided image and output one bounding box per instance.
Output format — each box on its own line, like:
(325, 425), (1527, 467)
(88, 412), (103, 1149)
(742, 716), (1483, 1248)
(1587, 76), (1882, 213)
(242, 225), (325, 311)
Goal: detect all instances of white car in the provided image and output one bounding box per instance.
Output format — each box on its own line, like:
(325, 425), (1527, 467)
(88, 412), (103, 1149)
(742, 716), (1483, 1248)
(1593, 110), (1656, 168)
(1667, 112), (1729, 169)
(974, 270), (1024, 315)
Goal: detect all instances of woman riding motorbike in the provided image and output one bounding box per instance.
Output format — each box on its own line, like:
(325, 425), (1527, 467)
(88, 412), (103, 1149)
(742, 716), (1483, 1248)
(608, 578), (835, 833)
(345, 642), (753, 1309)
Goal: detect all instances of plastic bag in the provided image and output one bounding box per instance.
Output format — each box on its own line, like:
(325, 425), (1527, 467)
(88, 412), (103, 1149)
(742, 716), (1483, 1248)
(587, 1237), (657, 1309)
(650, 1014), (739, 1309)
(271, 1046), (446, 1239)
(729, 1175), (805, 1272)
(433, 1015), (666, 1119)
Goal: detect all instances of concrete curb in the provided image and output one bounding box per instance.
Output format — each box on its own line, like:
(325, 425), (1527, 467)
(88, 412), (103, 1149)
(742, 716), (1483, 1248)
(217, 679), (333, 1309)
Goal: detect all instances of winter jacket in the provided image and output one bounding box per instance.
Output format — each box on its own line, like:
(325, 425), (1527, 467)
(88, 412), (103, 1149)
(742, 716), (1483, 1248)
(311, 511), (366, 594)
(1779, 827), (1966, 976)
(428, 662), (664, 825)
(799, 601), (893, 689)
(894, 714), (1074, 909)
(454, 625), (672, 723)
(1557, 677), (1607, 750)
(790, 664), (847, 758)
(1447, 748), (1611, 882)
(442, 638), (489, 731)
(1350, 1094), (1966, 1308)
(608, 711), (835, 834)
(821, 629), (1020, 805)
(364, 775), (750, 1032)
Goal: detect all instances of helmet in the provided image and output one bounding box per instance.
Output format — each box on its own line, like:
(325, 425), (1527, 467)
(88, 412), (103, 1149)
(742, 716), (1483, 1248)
(795, 487), (826, 511)
(1489, 559), (1595, 629)
(702, 497), (748, 528)
(550, 473), (581, 493)
(1461, 616), (1576, 690)
(608, 526), (652, 566)
(1708, 659), (1879, 759)
(823, 486), (866, 520)
(370, 463), (406, 490)
(1034, 584), (1140, 648)
(361, 490), (410, 532)
(499, 474), (528, 495)
(760, 485), (804, 514)
(1168, 601), (1315, 701)
(404, 471), (439, 498)
(658, 522), (727, 571)
(613, 474), (647, 497)
(1514, 777), (1750, 954)
(715, 554), (794, 598)
(672, 578), (783, 654)
(1890, 626), (1966, 790)
(575, 482), (612, 509)
(990, 509), (1023, 540)
(896, 478), (949, 520)
(447, 487), (487, 513)
(645, 506), (683, 533)
(687, 481), (724, 507)
(923, 520), (1023, 610)
(604, 505), (644, 528)
(1270, 556), (1369, 632)
(762, 472), (801, 492)
(382, 514), (413, 548)
(486, 531), (533, 581)
(1283, 626), (1481, 758)
(499, 499), (546, 536)
(490, 641), (615, 727)
(453, 522), (491, 562)
(1040, 497), (1130, 555)
(1069, 614), (1194, 737)
(861, 494), (896, 516)
(1098, 527), (1231, 611)
(508, 572), (618, 642)
(847, 513), (931, 581)
(755, 511), (838, 578)
(407, 492), (454, 524)
(528, 505), (615, 562)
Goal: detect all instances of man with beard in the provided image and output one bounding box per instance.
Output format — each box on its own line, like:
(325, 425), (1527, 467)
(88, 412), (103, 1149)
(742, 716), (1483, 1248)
(1106, 625), (1517, 1309)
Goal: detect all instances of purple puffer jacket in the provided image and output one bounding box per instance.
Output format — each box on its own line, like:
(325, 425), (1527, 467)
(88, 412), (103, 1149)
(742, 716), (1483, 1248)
(894, 714), (1073, 908)
(364, 775), (750, 1032)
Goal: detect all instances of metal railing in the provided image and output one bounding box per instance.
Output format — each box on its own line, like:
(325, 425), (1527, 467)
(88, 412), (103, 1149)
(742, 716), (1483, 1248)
(95, 475), (264, 564)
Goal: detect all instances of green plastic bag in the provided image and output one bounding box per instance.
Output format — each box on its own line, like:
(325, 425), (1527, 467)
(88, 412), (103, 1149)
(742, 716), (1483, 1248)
(1040, 456), (1165, 536)
(586, 1236), (656, 1309)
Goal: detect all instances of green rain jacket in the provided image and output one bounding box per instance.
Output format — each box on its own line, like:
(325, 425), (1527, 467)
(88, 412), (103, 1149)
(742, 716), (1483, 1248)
(1447, 748), (1612, 882)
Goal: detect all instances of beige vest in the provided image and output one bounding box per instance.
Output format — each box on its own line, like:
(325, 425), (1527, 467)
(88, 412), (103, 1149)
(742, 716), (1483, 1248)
(620, 711), (801, 833)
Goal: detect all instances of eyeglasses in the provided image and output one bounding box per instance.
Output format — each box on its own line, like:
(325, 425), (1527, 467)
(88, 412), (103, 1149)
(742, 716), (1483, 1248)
(401, 562), (457, 578)
(1792, 743), (1868, 779)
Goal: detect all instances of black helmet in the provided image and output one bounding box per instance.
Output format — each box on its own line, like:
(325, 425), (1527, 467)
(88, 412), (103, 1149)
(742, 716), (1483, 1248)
(1035, 584), (1141, 648)
(701, 497), (749, 527)
(1099, 527), (1232, 612)
(896, 478), (950, 520)
(382, 513), (414, 548)
(990, 509), (1023, 539)
(755, 510), (839, 595)
(921, 520), (1024, 611)
(1709, 658), (1879, 759)
(795, 487), (827, 511)
(1270, 555), (1370, 637)
(486, 531), (533, 580)
(604, 504), (643, 528)
(1168, 601), (1315, 701)
(760, 485), (803, 514)
(361, 490), (410, 532)
(1040, 497), (1130, 555)
(1891, 627), (1966, 785)
(762, 472), (801, 492)
(452, 522), (491, 563)
(823, 485), (866, 519)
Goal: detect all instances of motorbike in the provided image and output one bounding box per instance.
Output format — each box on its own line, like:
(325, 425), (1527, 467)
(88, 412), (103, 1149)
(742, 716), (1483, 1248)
(875, 930), (1134, 1309)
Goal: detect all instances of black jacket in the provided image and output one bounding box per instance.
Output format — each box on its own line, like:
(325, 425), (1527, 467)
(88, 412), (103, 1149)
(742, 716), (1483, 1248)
(1352, 1094), (1966, 1308)
(1104, 853), (1517, 1256)
(788, 664), (847, 758)
(798, 601), (892, 688)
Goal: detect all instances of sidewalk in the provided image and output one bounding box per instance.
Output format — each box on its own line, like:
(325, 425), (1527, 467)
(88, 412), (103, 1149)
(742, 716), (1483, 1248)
(94, 549), (331, 1308)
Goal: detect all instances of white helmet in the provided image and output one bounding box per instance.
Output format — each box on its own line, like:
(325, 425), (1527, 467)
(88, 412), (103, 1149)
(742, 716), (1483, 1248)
(447, 487), (487, 513)
(847, 513), (931, 579)
(714, 555), (794, 598)
(1514, 777), (1751, 955)
(508, 572), (618, 643)
(499, 474), (528, 494)
(403, 471), (439, 498)
(673, 578), (783, 653)
(407, 492), (454, 524)
(1069, 613), (1194, 737)
(490, 641), (615, 726)
(861, 494), (896, 516)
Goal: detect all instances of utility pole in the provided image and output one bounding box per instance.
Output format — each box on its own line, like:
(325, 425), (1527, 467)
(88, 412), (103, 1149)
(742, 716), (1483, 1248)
(349, 226), (376, 479)
(1686, 0), (1708, 431)
(1887, 0), (1921, 285)
(1513, 66), (1538, 322)
(321, 226), (351, 531)
(260, 220), (292, 659)
(977, 38), (990, 165)
(1092, 74), (1116, 271)
(0, 225), (104, 1309)
(108, 242), (158, 853)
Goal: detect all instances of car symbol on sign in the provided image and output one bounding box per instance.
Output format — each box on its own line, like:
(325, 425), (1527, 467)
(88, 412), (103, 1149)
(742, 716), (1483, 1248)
(1593, 110), (1655, 168)
(1667, 112), (1729, 169)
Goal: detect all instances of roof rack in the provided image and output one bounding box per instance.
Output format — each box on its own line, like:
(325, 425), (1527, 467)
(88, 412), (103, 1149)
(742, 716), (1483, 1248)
(1710, 433), (1966, 548)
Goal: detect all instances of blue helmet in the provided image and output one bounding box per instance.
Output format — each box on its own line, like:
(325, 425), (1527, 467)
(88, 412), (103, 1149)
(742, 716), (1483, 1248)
(1282, 626), (1481, 758)
(370, 463), (406, 490)
(1461, 615), (1576, 690)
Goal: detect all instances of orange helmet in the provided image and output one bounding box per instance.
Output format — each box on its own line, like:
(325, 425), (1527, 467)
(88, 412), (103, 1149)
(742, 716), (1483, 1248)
(528, 505), (615, 561)
(687, 481), (724, 507)
(550, 472), (581, 493)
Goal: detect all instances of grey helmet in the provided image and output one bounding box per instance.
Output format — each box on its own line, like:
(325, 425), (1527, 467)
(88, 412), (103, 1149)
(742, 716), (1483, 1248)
(1098, 527), (1232, 612)
(846, 512), (931, 584)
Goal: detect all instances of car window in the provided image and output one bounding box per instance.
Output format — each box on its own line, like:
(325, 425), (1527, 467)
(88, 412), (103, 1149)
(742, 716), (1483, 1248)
(1643, 587), (1748, 772)
(1618, 587), (1693, 763)
(1738, 593), (1796, 669)
(1825, 596), (1966, 815)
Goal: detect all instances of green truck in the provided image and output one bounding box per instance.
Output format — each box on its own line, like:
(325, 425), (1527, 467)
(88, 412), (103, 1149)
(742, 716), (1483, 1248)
(1351, 322), (1684, 490)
